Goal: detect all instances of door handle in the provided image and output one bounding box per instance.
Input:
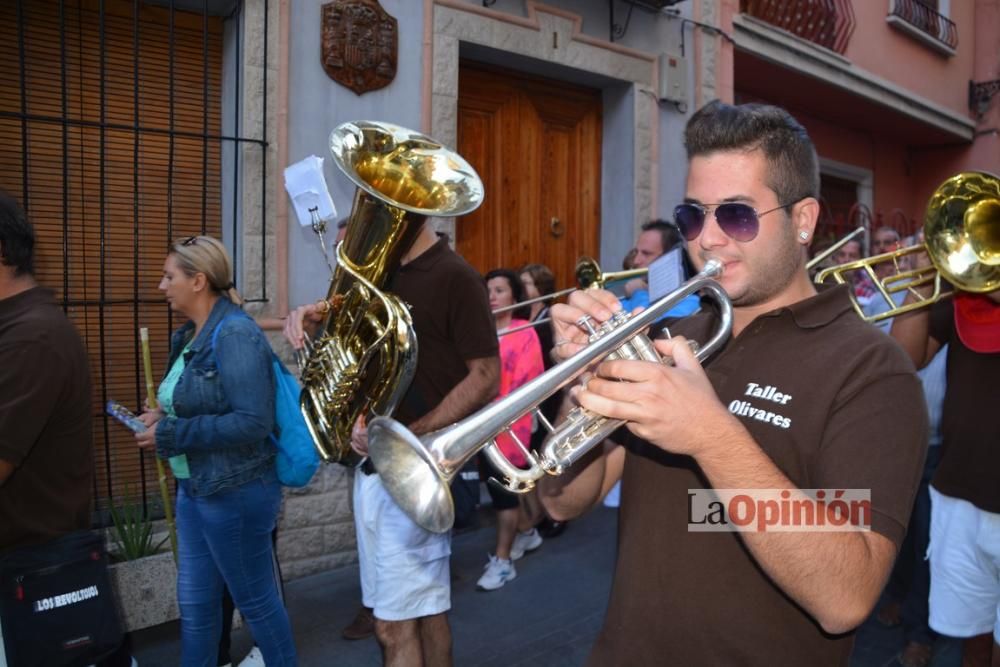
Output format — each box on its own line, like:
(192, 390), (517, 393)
(549, 217), (564, 238)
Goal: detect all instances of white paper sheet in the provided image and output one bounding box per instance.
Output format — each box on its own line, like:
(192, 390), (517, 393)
(648, 248), (684, 301)
(283, 155), (337, 228)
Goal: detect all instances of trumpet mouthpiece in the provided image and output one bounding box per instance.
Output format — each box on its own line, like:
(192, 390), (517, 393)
(703, 259), (724, 277)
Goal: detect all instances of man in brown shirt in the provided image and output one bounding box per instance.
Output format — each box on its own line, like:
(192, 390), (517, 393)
(540, 101), (928, 665)
(0, 193), (93, 553)
(285, 223), (499, 667)
(891, 269), (1000, 667)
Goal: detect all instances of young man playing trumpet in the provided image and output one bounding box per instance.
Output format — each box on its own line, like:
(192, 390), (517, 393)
(539, 101), (928, 665)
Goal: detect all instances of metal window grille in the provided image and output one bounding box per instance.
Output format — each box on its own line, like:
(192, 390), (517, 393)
(0, 0), (269, 524)
(889, 0), (959, 50)
(740, 0), (856, 55)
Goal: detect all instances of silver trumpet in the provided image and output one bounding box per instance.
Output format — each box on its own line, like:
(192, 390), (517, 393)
(368, 260), (733, 533)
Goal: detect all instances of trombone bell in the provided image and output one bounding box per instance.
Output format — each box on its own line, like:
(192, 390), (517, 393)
(816, 171), (1000, 322)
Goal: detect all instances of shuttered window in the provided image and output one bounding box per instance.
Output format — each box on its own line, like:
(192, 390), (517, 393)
(0, 0), (224, 516)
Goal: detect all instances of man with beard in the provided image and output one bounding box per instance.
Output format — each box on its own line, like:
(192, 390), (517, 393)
(539, 101), (928, 666)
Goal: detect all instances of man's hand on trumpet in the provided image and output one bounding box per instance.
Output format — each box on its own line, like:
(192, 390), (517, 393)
(550, 288), (744, 459)
(577, 336), (744, 459)
(549, 288), (623, 362)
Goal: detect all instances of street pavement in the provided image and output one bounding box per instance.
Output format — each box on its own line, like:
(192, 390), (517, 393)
(133, 504), (961, 666)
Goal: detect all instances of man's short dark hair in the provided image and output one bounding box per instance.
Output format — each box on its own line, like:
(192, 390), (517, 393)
(0, 192), (34, 276)
(641, 219), (695, 279)
(684, 100), (820, 208)
(640, 219), (684, 255)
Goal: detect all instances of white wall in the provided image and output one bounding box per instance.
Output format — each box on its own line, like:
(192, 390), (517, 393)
(286, 0), (425, 307)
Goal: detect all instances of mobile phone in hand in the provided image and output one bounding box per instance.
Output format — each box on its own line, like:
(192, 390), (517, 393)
(106, 400), (147, 433)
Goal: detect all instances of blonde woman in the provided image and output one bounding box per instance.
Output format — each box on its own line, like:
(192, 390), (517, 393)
(135, 236), (296, 666)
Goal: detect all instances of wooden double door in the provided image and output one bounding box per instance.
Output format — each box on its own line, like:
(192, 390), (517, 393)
(456, 62), (603, 290)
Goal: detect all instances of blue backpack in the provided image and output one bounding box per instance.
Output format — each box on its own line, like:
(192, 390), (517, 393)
(213, 315), (320, 487)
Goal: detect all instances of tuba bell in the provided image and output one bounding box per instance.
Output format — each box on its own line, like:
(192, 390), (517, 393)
(815, 171), (1000, 321)
(298, 121), (484, 465)
(368, 261), (732, 533)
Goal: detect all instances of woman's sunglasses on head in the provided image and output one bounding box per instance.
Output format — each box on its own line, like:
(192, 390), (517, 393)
(674, 200), (801, 243)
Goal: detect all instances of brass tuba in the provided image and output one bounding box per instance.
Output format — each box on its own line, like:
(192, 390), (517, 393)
(815, 171), (1000, 321)
(298, 121), (484, 464)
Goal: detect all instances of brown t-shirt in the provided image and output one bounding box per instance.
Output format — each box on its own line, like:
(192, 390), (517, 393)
(0, 287), (93, 551)
(589, 284), (927, 667)
(388, 236), (498, 426)
(928, 298), (1000, 513)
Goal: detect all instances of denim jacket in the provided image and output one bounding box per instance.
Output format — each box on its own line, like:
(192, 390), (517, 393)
(155, 297), (276, 497)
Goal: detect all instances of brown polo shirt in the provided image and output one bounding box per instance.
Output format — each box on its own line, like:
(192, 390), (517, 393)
(388, 236), (498, 426)
(0, 287), (94, 551)
(928, 299), (1000, 513)
(589, 284), (928, 667)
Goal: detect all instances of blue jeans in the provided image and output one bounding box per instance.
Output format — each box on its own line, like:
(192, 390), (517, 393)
(176, 475), (296, 667)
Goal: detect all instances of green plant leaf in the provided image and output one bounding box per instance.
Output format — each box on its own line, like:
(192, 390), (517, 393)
(110, 483), (163, 561)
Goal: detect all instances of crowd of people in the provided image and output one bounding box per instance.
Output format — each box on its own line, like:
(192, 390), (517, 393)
(1, 98), (997, 667)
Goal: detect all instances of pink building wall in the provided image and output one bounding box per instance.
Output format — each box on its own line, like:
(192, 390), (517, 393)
(715, 1), (999, 231)
(845, 1), (976, 115)
(906, 0), (1000, 220)
(800, 111), (918, 229)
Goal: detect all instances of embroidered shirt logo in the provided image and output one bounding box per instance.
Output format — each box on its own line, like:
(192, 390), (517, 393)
(728, 382), (793, 429)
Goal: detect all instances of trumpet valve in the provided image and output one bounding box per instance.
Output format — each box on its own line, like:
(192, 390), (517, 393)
(577, 315), (598, 335)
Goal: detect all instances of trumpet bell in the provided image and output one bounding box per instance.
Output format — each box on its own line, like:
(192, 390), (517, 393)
(367, 418), (455, 534)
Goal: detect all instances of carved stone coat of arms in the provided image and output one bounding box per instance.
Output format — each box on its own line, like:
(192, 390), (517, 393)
(321, 0), (398, 95)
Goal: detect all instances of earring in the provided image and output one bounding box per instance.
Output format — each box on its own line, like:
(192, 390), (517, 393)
(799, 231), (809, 240)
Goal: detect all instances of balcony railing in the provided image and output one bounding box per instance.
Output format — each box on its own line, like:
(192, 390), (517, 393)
(740, 0), (856, 54)
(889, 0), (958, 50)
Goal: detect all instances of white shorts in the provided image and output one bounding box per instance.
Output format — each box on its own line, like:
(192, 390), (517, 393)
(354, 470), (451, 622)
(928, 486), (1000, 643)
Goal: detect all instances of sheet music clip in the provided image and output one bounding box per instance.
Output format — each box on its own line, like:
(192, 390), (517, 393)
(309, 207), (335, 275)
(309, 206), (326, 235)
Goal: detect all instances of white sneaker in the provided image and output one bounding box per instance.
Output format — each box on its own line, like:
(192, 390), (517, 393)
(476, 554), (516, 591)
(510, 528), (543, 561)
(237, 647), (265, 667)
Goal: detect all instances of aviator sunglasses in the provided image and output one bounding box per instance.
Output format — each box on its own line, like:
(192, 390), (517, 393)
(674, 200), (800, 243)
